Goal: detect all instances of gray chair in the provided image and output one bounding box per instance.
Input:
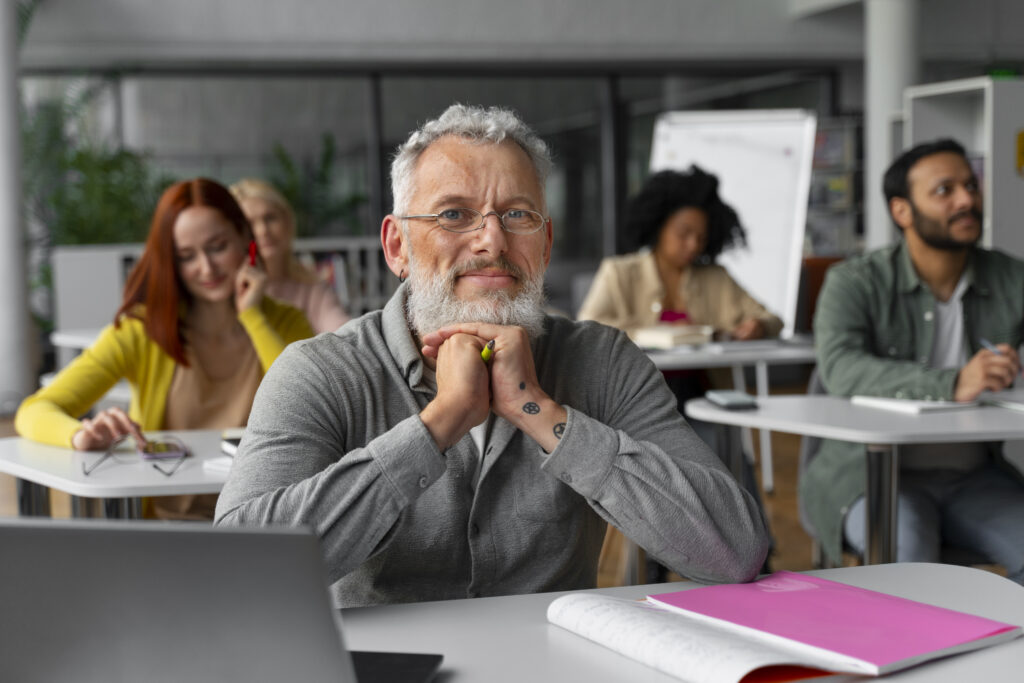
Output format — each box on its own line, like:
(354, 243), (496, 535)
(797, 366), (993, 568)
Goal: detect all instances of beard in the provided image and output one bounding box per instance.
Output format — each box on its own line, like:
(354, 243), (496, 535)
(405, 253), (547, 340)
(910, 202), (983, 252)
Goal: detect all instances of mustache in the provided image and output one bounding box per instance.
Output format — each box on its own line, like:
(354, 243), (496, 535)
(449, 256), (525, 281)
(949, 208), (983, 224)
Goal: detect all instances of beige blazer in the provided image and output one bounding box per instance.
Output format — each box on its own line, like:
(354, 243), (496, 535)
(577, 250), (783, 338)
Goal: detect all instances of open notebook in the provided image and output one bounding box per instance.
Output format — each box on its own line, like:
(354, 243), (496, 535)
(548, 571), (1020, 682)
(0, 519), (442, 683)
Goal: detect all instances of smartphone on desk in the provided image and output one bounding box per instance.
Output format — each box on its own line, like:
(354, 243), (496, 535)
(137, 440), (189, 460)
(705, 390), (758, 410)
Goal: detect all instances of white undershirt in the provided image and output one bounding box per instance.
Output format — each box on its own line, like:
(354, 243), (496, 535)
(902, 275), (988, 471)
(928, 276), (969, 370)
(418, 364), (491, 488)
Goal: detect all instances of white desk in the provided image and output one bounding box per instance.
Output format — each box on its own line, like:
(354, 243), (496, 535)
(342, 563), (1024, 682)
(646, 337), (816, 493)
(0, 430), (229, 518)
(685, 395), (1024, 565)
(50, 327), (103, 351)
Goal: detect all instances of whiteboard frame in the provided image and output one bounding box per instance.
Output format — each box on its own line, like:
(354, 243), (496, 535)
(649, 109), (817, 338)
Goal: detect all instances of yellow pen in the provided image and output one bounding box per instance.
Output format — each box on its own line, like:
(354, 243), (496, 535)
(481, 339), (495, 363)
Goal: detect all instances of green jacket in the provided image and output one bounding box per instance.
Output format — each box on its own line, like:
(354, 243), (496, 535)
(803, 240), (1024, 565)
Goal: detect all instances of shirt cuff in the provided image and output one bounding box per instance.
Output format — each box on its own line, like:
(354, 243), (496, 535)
(539, 406), (617, 499)
(367, 414), (448, 504)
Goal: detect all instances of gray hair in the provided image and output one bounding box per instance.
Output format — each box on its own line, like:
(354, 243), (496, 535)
(390, 104), (553, 216)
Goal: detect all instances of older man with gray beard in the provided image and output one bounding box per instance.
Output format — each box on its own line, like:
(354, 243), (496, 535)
(215, 104), (769, 607)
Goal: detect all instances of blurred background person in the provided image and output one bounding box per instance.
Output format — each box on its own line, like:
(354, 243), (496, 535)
(578, 165), (782, 341)
(15, 178), (314, 519)
(230, 178), (351, 333)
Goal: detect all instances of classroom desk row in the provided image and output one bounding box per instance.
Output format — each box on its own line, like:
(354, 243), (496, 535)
(49, 328), (819, 494)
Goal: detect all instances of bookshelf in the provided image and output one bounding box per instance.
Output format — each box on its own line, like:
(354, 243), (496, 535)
(806, 118), (862, 256)
(904, 76), (1024, 258)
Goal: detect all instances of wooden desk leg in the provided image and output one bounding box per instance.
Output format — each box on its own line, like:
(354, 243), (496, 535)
(16, 480), (50, 517)
(865, 444), (898, 565)
(755, 361), (773, 493)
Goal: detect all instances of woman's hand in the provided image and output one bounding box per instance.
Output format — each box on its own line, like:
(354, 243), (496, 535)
(234, 263), (268, 312)
(71, 407), (146, 451)
(731, 318), (765, 341)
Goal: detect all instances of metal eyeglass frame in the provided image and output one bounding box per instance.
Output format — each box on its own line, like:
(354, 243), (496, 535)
(81, 434), (191, 478)
(398, 208), (548, 235)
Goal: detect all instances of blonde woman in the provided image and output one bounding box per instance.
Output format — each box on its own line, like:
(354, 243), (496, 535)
(230, 178), (351, 333)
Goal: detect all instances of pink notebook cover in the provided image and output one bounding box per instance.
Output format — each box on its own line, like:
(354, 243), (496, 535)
(648, 571), (1018, 667)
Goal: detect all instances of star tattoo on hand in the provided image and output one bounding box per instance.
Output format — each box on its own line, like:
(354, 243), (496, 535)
(522, 402), (540, 415)
(553, 422), (565, 439)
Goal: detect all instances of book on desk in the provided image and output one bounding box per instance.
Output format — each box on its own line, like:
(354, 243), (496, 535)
(851, 388), (1024, 415)
(633, 324), (714, 350)
(547, 571), (1020, 683)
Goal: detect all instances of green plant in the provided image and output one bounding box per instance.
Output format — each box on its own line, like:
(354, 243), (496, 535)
(269, 132), (368, 237)
(48, 148), (175, 245)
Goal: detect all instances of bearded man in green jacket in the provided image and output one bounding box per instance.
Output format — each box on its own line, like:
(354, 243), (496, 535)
(805, 138), (1024, 581)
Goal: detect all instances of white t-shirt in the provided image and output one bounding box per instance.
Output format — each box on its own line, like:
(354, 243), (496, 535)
(417, 364), (492, 488)
(902, 275), (988, 471)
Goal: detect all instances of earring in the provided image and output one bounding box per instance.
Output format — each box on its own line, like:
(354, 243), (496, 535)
(399, 269), (407, 283)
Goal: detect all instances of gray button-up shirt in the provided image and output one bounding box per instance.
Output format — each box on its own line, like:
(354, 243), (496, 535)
(216, 285), (769, 606)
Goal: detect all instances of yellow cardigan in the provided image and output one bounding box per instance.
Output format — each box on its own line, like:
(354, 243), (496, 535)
(577, 250), (783, 338)
(15, 298), (314, 448)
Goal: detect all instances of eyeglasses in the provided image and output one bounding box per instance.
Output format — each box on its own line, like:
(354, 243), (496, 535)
(399, 208), (547, 235)
(82, 435), (191, 478)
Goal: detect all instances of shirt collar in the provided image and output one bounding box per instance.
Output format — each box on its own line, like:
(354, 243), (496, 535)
(381, 283), (427, 389)
(895, 239), (986, 296)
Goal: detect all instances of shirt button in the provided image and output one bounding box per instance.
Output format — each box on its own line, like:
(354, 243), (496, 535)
(651, 301), (662, 313)
(561, 473), (573, 484)
(924, 395), (932, 401)
(888, 347), (897, 356)
(418, 475), (428, 488)
(924, 311), (934, 322)
(919, 356), (927, 363)
(895, 391), (905, 398)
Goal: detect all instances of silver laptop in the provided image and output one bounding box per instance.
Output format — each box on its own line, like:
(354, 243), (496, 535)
(0, 519), (441, 683)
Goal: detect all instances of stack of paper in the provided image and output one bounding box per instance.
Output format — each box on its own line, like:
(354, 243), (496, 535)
(633, 324), (713, 350)
(202, 456), (233, 474)
(850, 395), (977, 414)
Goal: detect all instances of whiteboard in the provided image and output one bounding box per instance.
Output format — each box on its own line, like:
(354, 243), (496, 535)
(649, 109), (817, 338)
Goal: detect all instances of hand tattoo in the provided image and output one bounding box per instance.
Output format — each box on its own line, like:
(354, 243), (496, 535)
(519, 382), (526, 390)
(553, 422), (565, 439)
(522, 402), (540, 415)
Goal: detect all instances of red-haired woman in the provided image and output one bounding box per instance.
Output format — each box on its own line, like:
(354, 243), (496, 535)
(15, 178), (314, 518)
